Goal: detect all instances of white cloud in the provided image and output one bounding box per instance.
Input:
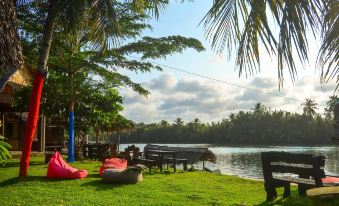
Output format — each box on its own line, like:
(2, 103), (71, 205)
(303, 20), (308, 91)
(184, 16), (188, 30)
(119, 72), (335, 123)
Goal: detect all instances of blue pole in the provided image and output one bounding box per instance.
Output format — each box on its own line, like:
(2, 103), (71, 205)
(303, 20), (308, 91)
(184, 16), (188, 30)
(68, 111), (75, 162)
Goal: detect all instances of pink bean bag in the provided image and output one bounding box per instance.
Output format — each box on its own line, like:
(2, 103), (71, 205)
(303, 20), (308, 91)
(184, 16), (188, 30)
(100, 158), (127, 176)
(47, 152), (88, 179)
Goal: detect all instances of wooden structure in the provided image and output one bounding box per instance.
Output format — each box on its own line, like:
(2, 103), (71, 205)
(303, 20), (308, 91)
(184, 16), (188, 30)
(144, 144), (216, 165)
(83, 144), (112, 160)
(120, 145), (142, 165)
(144, 150), (178, 173)
(261, 151), (338, 201)
(307, 186), (339, 206)
(0, 65), (64, 151)
(1, 65), (33, 150)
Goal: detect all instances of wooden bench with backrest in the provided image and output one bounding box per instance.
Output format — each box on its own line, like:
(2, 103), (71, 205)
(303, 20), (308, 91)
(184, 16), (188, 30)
(261, 151), (338, 201)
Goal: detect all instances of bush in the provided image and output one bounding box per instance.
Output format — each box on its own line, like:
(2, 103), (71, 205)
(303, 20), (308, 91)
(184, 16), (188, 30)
(0, 135), (12, 166)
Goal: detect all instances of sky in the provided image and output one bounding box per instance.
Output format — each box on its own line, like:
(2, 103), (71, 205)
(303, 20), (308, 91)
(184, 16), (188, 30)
(118, 1), (336, 124)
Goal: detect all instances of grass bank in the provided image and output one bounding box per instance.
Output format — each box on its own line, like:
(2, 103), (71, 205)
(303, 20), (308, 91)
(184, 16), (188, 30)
(0, 157), (317, 206)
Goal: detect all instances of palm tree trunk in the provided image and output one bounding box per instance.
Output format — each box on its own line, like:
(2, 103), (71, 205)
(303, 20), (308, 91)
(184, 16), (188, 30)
(19, 0), (58, 177)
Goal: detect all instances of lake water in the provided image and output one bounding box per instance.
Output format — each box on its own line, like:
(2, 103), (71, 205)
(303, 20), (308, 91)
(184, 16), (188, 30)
(120, 144), (339, 179)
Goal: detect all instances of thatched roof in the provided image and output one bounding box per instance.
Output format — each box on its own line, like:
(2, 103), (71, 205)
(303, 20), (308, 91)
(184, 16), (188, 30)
(0, 0), (23, 89)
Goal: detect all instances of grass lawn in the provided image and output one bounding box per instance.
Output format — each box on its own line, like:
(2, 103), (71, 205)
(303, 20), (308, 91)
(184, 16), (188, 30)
(0, 156), (323, 206)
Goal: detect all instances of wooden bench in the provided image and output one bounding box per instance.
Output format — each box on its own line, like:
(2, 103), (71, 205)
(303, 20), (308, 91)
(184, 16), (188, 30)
(261, 151), (337, 201)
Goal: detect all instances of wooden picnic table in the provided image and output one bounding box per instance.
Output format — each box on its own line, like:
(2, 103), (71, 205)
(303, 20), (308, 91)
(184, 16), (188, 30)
(145, 150), (177, 172)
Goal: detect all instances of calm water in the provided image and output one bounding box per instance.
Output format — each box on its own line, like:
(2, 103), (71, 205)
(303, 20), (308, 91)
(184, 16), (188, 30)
(120, 144), (339, 179)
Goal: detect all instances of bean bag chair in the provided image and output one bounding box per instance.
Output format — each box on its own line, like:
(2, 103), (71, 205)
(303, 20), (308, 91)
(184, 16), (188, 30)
(102, 164), (146, 184)
(322, 176), (339, 184)
(47, 151), (88, 179)
(99, 158), (127, 176)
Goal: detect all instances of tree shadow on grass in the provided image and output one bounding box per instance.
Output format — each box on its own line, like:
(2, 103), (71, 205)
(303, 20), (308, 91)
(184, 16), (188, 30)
(86, 173), (100, 178)
(2, 161), (46, 168)
(0, 176), (78, 187)
(81, 179), (124, 190)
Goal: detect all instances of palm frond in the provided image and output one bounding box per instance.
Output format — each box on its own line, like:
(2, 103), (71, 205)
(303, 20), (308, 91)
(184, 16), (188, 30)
(203, 0), (331, 89)
(318, 0), (339, 87)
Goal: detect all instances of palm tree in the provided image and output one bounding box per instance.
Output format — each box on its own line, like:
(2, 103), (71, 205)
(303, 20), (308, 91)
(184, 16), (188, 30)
(17, 0), (169, 176)
(251, 103), (266, 114)
(324, 95), (338, 119)
(202, 0), (338, 89)
(109, 116), (135, 152)
(302, 99), (318, 117)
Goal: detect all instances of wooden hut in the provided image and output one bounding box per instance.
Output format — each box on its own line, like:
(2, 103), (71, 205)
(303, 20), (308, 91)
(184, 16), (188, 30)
(0, 2), (65, 151)
(0, 65), (65, 151)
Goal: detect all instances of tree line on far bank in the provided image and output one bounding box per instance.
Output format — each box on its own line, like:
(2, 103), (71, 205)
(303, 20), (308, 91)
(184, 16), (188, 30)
(119, 98), (337, 146)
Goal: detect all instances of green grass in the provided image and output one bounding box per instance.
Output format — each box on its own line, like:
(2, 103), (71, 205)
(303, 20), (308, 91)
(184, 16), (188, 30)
(0, 157), (322, 206)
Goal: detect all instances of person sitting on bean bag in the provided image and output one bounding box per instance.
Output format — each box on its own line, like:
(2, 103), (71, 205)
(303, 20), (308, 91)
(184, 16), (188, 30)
(99, 158), (127, 176)
(102, 164), (146, 184)
(47, 151), (88, 179)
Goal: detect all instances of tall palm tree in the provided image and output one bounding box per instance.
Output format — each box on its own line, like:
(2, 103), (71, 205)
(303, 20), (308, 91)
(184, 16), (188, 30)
(18, 0), (169, 177)
(251, 103), (266, 114)
(202, 0), (338, 89)
(302, 99), (318, 117)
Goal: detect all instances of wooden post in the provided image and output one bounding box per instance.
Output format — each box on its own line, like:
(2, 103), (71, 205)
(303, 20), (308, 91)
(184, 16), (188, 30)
(1, 112), (4, 136)
(40, 114), (46, 152)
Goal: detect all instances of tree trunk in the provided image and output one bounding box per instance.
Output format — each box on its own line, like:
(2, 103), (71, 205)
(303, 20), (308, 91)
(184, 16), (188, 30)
(95, 128), (99, 144)
(36, 0), (57, 73)
(19, 0), (58, 177)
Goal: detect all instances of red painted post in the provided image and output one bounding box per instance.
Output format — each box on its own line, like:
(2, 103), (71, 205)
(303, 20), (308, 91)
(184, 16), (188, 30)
(19, 72), (45, 177)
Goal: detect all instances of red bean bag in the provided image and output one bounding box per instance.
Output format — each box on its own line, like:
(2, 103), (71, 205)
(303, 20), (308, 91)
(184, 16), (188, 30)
(100, 158), (127, 176)
(322, 176), (339, 184)
(47, 151), (88, 179)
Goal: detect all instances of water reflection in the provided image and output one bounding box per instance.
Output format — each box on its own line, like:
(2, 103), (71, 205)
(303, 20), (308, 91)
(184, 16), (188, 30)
(120, 144), (339, 179)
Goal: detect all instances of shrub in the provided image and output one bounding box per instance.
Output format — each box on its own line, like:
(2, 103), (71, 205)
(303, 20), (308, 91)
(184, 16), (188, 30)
(0, 135), (12, 166)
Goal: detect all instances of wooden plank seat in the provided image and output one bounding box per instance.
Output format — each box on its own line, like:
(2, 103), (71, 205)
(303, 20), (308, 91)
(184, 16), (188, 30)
(261, 151), (338, 201)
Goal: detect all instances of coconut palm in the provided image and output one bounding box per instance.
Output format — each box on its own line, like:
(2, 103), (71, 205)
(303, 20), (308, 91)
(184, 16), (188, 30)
(109, 115), (135, 152)
(302, 99), (318, 117)
(251, 103), (266, 114)
(16, 0), (169, 176)
(202, 0), (338, 89)
(324, 95), (338, 119)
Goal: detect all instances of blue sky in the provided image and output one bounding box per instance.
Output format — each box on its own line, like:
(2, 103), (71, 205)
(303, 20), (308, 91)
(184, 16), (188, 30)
(119, 1), (336, 123)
